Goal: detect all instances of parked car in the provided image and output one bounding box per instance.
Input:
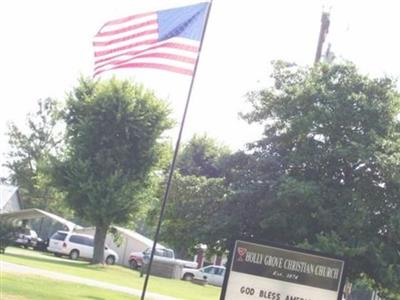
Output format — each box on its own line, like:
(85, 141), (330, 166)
(181, 265), (226, 287)
(33, 238), (49, 252)
(15, 228), (39, 249)
(128, 247), (174, 269)
(128, 246), (198, 270)
(47, 231), (118, 265)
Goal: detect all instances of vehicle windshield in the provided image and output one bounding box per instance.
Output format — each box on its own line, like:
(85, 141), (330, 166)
(158, 249), (174, 258)
(51, 232), (68, 241)
(18, 228), (30, 235)
(145, 248), (174, 258)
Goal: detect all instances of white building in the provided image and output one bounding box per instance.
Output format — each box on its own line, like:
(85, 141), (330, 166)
(77, 226), (163, 266)
(0, 184), (22, 214)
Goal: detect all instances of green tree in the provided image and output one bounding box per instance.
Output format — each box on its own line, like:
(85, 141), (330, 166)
(158, 135), (230, 257)
(161, 173), (227, 258)
(217, 151), (282, 242)
(54, 77), (173, 264)
(176, 134), (230, 178)
(240, 61), (400, 296)
(4, 98), (68, 215)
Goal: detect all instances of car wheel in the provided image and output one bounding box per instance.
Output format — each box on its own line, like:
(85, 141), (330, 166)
(105, 255), (115, 265)
(183, 273), (194, 281)
(129, 259), (138, 269)
(69, 249), (80, 260)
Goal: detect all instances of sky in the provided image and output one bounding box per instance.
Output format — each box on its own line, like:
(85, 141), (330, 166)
(1, 0), (400, 178)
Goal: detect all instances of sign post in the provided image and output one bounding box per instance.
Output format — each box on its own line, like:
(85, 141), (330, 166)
(220, 240), (346, 300)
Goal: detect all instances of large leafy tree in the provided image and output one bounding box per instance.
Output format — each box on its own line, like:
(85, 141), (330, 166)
(54, 77), (173, 264)
(238, 61), (400, 296)
(217, 151), (282, 242)
(161, 173), (227, 258)
(158, 135), (231, 257)
(176, 134), (230, 178)
(4, 98), (67, 214)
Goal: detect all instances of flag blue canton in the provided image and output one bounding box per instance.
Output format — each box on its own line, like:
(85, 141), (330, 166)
(157, 2), (209, 42)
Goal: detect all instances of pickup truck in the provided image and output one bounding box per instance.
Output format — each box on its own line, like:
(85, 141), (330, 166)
(181, 265), (226, 286)
(15, 228), (39, 249)
(128, 247), (198, 269)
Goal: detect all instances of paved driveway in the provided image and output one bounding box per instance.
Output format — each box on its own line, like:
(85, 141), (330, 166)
(1, 261), (180, 300)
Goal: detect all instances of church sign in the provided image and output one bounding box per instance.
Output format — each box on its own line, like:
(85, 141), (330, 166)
(220, 240), (346, 300)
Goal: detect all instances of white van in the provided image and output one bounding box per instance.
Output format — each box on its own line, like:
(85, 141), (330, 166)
(47, 231), (118, 265)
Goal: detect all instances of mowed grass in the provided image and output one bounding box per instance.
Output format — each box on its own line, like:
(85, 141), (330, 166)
(1, 273), (139, 300)
(1, 247), (221, 300)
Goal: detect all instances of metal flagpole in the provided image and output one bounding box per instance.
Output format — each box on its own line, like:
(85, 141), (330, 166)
(140, 1), (214, 299)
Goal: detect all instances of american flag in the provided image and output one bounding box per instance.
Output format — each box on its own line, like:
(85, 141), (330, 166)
(93, 2), (209, 77)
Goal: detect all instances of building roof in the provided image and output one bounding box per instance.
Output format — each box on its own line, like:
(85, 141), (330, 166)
(76, 225), (165, 249)
(113, 226), (166, 249)
(0, 184), (19, 210)
(0, 208), (82, 232)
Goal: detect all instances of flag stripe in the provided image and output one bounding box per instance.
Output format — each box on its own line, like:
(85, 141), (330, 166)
(94, 38), (158, 57)
(93, 29), (158, 47)
(96, 19), (158, 38)
(101, 12), (154, 27)
(95, 62), (193, 77)
(95, 46), (197, 74)
(94, 41), (199, 65)
(95, 52), (197, 72)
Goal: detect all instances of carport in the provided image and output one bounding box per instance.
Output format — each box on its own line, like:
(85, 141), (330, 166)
(0, 208), (82, 238)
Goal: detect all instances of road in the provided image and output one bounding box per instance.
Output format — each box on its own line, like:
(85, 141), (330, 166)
(1, 260), (180, 300)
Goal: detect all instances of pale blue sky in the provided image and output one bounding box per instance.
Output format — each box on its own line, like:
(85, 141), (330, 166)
(1, 0), (400, 177)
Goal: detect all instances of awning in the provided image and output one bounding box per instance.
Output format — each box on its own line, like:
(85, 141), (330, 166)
(0, 208), (82, 232)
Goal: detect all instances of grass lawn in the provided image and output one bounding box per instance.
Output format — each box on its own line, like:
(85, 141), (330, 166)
(1, 247), (221, 300)
(1, 273), (139, 300)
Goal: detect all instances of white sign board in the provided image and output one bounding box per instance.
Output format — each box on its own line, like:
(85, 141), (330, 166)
(220, 240), (346, 300)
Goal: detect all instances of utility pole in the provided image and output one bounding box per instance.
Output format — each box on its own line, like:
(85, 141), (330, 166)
(314, 11), (330, 64)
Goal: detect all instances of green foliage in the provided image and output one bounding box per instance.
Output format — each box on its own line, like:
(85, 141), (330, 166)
(4, 98), (69, 216)
(161, 173), (227, 258)
(158, 135), (231, 257)
(54, 77), (173, 263)
(206, 150), (283, 252)
(177, 134), (230, 178)
(236, 61), (400, 295)
(109, 226), (124, 247)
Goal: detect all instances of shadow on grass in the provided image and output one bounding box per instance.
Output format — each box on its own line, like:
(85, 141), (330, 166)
(4, 248), (138, 271)
(3, 252), (105, 271)
(3, 250), (144, 278)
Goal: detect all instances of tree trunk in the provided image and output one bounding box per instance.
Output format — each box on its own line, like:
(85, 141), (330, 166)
(92, 224), (109, 264)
